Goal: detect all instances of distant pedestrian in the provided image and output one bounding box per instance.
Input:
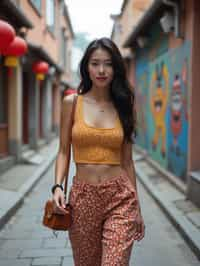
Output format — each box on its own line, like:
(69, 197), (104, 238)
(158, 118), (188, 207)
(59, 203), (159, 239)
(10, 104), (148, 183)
(52, 37), (145, 265)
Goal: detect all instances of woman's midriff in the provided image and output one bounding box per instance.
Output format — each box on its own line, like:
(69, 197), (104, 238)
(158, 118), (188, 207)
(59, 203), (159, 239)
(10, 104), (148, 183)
(75, 163), (126, 184)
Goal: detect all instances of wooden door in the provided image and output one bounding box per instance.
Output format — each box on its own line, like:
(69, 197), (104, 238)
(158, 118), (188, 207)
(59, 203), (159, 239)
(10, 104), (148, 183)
(22, 71), (29, 144)
(0, 64), (8, 157)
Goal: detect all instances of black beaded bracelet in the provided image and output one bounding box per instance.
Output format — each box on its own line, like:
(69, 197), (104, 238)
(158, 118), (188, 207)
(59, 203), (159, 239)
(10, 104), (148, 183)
(51, 184), (63, 194)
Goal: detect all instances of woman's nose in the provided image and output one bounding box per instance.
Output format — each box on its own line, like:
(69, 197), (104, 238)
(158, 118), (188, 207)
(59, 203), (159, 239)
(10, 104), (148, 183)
(99, 64), (105, 73)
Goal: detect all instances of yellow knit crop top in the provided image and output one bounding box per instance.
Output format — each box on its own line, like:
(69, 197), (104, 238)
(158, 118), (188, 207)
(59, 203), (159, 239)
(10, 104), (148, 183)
(71, 95), (124, 164)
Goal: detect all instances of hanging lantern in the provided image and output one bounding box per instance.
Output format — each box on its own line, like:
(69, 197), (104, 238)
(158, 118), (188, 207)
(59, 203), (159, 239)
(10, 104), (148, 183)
(64, 88), (76, 96)
(3, 36), (28, 67)
(32, 61), (49, 80)
(0, 19), (15, 53)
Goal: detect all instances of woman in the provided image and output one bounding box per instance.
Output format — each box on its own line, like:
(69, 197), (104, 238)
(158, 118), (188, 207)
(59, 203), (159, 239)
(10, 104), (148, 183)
(52, 37), (145, 265)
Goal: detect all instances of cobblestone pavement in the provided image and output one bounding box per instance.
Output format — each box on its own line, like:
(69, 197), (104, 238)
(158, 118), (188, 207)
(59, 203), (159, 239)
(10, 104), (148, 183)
(0, 162), (199, 266)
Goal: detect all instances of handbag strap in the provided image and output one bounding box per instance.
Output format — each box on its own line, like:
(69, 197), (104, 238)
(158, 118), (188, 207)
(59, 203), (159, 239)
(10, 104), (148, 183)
(63, 93), (78, 198)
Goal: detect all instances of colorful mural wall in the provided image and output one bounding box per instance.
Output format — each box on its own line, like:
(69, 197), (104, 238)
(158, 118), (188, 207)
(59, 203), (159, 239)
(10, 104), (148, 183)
(135, 58), (149, 150)
(135, 41), (191, 182)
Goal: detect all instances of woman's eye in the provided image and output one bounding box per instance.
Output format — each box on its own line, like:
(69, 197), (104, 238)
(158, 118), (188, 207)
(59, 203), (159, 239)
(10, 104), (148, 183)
(91, 62), (98, 66)
(106, 63), (112, 67)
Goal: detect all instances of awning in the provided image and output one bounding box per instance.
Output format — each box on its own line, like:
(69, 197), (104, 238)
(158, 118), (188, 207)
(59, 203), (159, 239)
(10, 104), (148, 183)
(123, 0), (173, 48)
(28, 43), (64, 74)
(0, 0), (33, 29)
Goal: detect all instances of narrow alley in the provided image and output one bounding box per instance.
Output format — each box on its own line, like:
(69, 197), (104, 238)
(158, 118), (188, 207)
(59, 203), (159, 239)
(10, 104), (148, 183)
(0, 161), (199, 266)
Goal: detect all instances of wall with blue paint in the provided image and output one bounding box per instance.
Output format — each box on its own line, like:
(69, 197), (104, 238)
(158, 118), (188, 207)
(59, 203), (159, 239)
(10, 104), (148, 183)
(135, 57), (149, 150)
(135, 24), (191, 182)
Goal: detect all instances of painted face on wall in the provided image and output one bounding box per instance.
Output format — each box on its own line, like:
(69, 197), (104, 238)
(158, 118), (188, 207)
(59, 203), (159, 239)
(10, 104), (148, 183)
(170, 75), (183, 137)
(153, 88), (164, 113)
(150, 62), (169, 158)
(171, 76), (182, 112)
(152, 64), (167, 116)
(88, 48), (114, 89)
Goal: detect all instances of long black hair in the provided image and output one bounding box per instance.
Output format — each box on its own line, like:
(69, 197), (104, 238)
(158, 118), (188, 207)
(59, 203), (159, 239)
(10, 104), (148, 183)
(77, 37), (136, 144)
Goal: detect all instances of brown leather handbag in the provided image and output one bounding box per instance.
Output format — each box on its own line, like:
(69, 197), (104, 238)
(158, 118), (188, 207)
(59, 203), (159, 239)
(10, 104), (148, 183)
(42, 94), (77, 231)
(43, 200), (72, 231)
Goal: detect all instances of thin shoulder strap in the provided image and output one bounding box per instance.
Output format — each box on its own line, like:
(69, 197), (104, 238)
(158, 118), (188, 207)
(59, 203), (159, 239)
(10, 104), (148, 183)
(63, 93), (78, 198)
(72, 94), (78, 124)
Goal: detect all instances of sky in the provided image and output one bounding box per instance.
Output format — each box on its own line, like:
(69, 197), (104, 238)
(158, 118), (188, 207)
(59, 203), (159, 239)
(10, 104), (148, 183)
(65, 0), (124, 40)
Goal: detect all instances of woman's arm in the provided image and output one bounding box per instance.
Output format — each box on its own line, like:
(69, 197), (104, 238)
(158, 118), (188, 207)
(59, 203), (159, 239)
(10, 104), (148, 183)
(54, 93), (76, 189)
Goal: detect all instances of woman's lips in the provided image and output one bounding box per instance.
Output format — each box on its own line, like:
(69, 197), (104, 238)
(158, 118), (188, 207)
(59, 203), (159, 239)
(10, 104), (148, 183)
(96, 77), (108, 81)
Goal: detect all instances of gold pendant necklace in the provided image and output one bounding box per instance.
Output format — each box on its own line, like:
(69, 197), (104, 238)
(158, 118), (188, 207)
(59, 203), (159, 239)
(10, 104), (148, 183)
(84, 97), (109, 113)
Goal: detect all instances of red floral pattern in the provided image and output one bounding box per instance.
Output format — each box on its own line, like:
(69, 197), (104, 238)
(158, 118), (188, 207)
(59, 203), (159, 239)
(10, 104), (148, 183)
(68, 173), (139, 266)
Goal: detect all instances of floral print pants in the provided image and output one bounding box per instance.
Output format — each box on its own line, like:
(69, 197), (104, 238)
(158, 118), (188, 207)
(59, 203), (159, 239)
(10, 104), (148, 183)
(68, 172), (139, 266)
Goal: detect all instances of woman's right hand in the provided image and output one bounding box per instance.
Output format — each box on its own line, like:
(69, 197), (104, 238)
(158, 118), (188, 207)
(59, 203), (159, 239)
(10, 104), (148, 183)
(52, 188), (68, 215)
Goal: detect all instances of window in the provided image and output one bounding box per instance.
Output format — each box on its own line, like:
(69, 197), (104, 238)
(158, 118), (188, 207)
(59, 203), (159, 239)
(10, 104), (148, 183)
(46, 0), (55, 33)
(30, 0), (41, 12)
(60, 0), (64, 16)
(61, 29), (67, 68)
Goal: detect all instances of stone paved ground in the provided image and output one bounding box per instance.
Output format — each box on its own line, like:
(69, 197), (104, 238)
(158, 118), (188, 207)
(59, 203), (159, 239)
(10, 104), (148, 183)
(0, 162), (199, 266)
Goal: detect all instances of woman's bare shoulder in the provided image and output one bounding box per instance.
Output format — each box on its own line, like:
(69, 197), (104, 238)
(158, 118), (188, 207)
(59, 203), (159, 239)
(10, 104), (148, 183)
(62, 94), (78, 115)
(63, 93), (78, 105)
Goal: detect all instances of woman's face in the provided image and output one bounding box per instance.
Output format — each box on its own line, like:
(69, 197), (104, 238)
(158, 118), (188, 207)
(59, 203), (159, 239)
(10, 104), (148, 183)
(88, 48), (114, 89)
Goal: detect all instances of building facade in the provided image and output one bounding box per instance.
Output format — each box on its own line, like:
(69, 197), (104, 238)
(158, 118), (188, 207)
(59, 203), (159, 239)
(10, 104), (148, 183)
(111, 0), (153, 87)
(112, 0), (200, 207)
(0, 0), (74, 173)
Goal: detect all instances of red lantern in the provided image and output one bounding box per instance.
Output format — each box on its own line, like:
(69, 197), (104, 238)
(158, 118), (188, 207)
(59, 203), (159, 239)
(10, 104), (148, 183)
(0, 19), (15, 52)
(32, 61), (49, 80)
(3, 36), (28, 56)
(3, 36), (28, 67)
(64, 89), (76, 95)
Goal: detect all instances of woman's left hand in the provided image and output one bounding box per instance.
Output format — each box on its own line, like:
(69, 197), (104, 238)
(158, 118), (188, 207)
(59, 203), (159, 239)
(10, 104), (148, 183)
(133, 211), (145, 241)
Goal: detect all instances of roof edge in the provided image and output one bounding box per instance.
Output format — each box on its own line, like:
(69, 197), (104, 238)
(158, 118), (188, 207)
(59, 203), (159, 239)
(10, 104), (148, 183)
(63, 3), (75, 39)
(28, 42), (64, 73)
(123, 0), (165, 47)
(0, 0), (33, 28)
